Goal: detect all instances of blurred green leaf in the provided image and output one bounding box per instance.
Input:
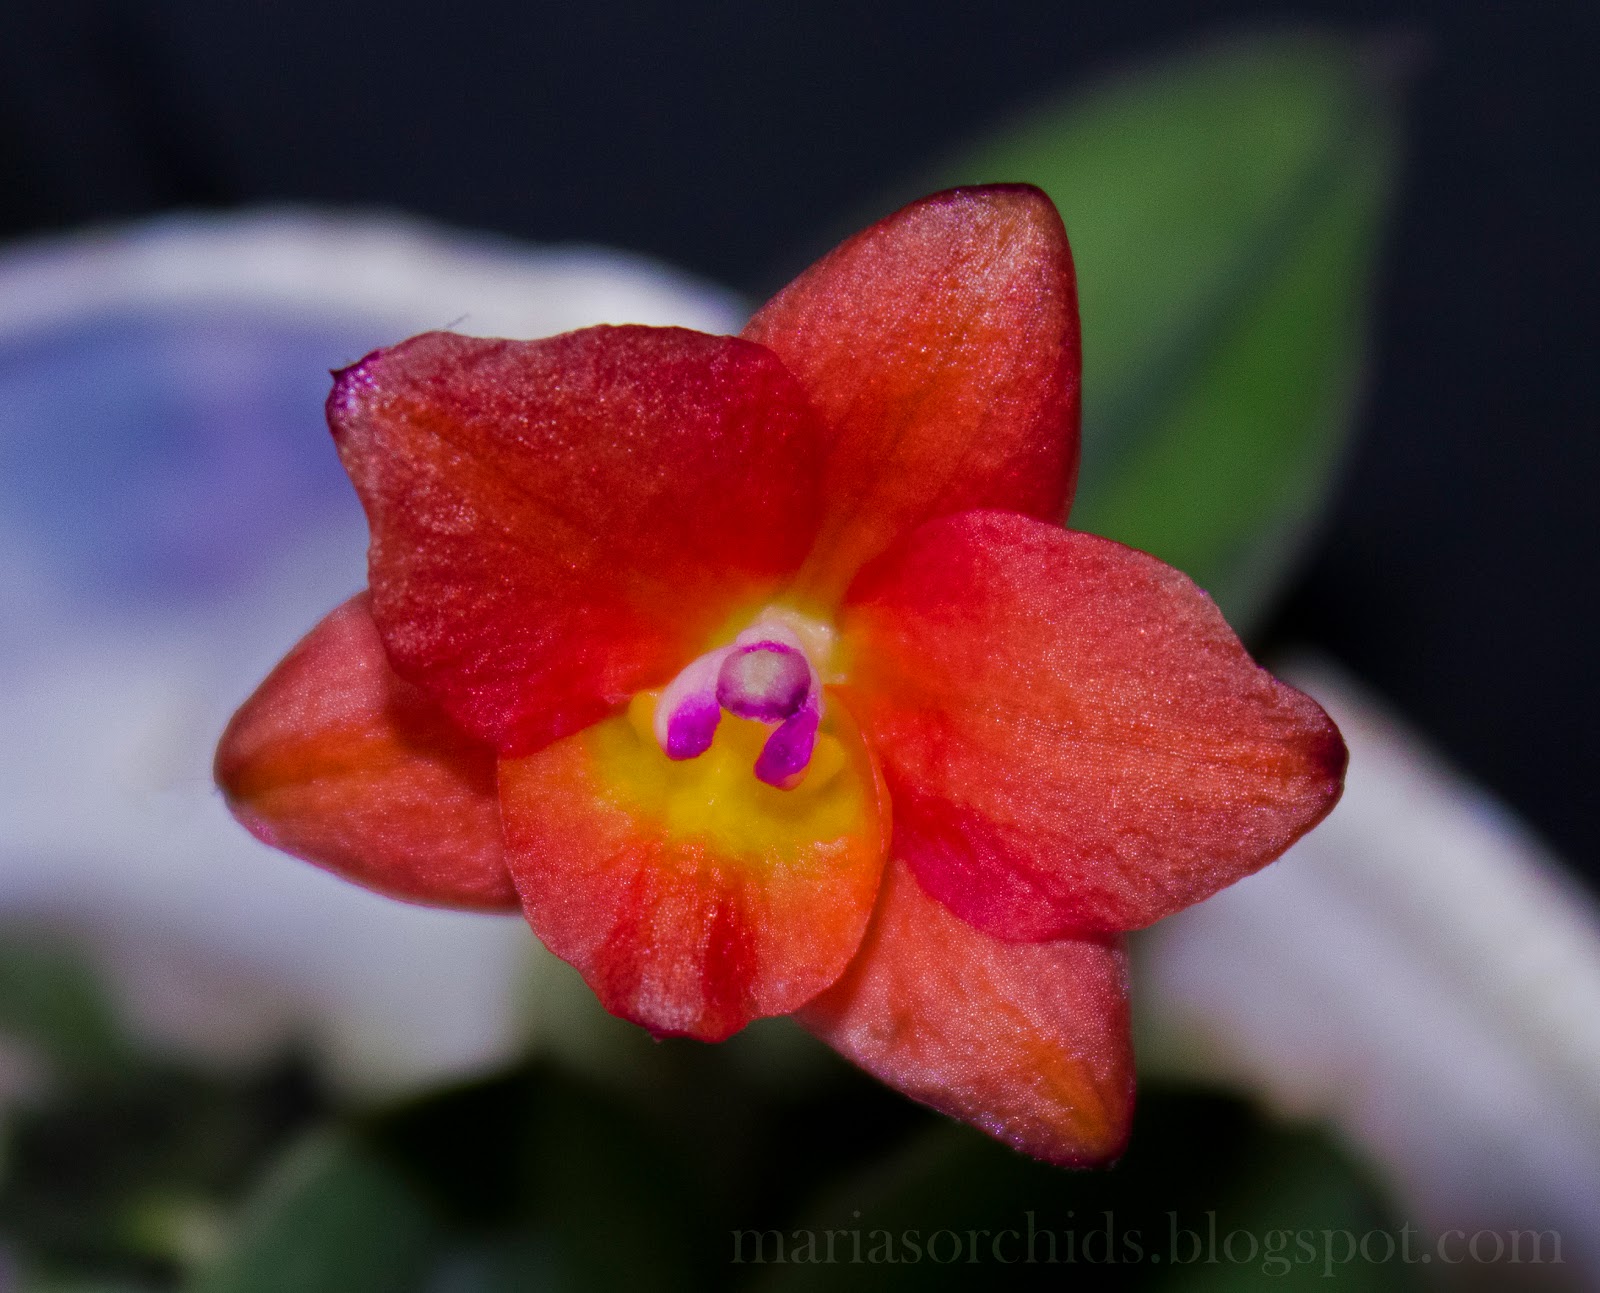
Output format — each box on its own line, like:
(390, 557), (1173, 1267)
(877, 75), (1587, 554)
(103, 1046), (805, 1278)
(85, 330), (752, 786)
(369, 1063), (709, 1293)
(750, 1087), (1421, 1292)
(187, 1133), (440, 1293)
(934, 32), (1400, 629)
(0, 928), (129, 1084)
(14, 1280), (153, 1293)
(0, 1007), (324, 1286)
(1152, 1130), (1420, 1293)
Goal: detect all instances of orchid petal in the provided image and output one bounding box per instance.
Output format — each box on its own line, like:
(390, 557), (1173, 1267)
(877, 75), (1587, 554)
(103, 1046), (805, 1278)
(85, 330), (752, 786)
(215, 595), (516, 911)
(330, 326), (825, 755)
(743, 185), (1080, 602)
(799, 860), (1133, 1166)
(498, 696), (887, 1041)
(840, 511), (1345, 940)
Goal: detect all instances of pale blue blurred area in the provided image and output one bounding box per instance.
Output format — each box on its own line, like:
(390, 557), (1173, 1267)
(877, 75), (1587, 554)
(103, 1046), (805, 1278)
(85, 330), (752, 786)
(0, 310), (365, 610)
(0, 208), (743, 637)
(0, 210), (741, 1089)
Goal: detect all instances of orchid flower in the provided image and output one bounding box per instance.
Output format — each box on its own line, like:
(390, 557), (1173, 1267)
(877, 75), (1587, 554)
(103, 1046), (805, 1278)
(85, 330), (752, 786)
(215, 186), (1345, 1164)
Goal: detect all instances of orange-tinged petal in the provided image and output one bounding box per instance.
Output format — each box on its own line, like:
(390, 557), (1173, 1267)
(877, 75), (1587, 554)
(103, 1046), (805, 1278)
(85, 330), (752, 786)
(840, 512), (1346, 941)
(743, 185), (1080, 604)
(330, 326), (825, 756)
(799, 860), (1133, 1166)
(215, 595), (516, 910)
(498, 692), (888, 1041)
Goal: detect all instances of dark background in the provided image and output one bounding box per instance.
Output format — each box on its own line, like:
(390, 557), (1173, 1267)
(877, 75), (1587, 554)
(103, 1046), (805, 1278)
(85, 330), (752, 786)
(2, 1), (1594, 882)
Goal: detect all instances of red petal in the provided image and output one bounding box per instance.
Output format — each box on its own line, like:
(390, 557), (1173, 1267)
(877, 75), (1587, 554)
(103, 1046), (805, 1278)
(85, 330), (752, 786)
(330, 327), (825, 755)
(498, 694), (887, 1041)
(799, 860), (1133, 1165)
(841, 512), (1346, 940)
(215, 595), (516, 910)
(743, 185), (1081, 602)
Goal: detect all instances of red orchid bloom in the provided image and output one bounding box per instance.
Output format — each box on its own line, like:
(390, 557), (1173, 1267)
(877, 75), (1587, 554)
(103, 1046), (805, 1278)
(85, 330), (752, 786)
(216, 185), (1344, 1165)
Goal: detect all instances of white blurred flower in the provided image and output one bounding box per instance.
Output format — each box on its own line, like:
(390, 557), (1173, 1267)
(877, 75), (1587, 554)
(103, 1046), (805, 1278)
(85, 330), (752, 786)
(0, 208), (741, 346)
(0, 210), (741, 1094)
(1138, 656), (1600, 1275)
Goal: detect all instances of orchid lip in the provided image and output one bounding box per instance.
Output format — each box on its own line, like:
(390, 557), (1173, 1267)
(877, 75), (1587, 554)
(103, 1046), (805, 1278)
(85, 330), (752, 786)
(652, 619), (824, 788)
